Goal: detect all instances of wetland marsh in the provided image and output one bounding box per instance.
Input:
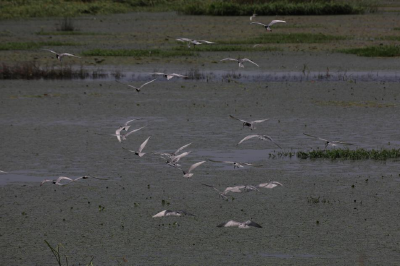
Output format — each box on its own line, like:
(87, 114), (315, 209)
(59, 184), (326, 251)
(1, 4), (400, 266)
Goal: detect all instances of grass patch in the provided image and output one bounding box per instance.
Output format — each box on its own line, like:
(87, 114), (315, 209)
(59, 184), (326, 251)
(174, 44), (282, 52)
(0, 41), (78, 51)
(0, 61), (111, 80)
(82, 49), (195, 57)
(221, 33), (346, 45)
(178, 1), (369, 16)
(296, 148), (400, 160)
(339, 45), (400, 57)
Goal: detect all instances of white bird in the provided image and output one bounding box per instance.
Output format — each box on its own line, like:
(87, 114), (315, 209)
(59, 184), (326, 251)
(112, 126), (146, 143)
(180, 161), (206, 178)
(250, 12), (257, 21)
(155, 143), (192, 160)
(129, 136), (151, 157)
(217, 220), (262, 228)
(115, 79), (156, 92)
(72, 175), (109, 182)
(250, 20), (286, 31)
(152, 210), (195, 218)
(303, 133), (354, 150)
(208, 159), (262, 169)
(237, 134), (282, 149)
(40, 176), (73, 186)
(258, 181), (283, 189)
(177, 38), (214, 48)
(166, 151), (191, 167)
(220, 58), (259, 68)
(151, 72), (188, 80)
(41, 49), (81, 61)
(229, 115), (269, 130)
(0, 170), (7, 173)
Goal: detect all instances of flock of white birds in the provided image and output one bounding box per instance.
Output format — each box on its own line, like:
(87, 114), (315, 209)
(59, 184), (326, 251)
(2, 15), (355, 229)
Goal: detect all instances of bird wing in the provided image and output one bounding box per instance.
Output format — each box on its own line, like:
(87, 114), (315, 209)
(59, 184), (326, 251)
(40, 179), (53, 186)
(242, 58), (259, 67)
(124, 126), (146, 137)
(187, 161), (206, 173)
(139, 79), (157, 89)
(303, 133), (329, 142)
(208, 159), (235, 164)
(237, 134), (259, 145)
(150, 72), (165, 76)
(229, 114), (247, 123)
(115, 80), (137, 89)
(251, 118), (269, 124)
(268, 20), (286, 27)
(61, 53), (81, 58)
(331, 140), (354, 145)
(41, 49), (57, 54)
(244, 220), (262, 228)
(171, 73), (188, 78)
(171, 151), (191, 163)
(138, 136), (151, 153)
(219, 220), (240, 227)
(250, 21), (267, 27)
(198, 40), (214, 44)
(220, 58), (238, 62)
(56, 176), (73, 182)
(124, 119), (141, 126)
(174, 143), (192, 155)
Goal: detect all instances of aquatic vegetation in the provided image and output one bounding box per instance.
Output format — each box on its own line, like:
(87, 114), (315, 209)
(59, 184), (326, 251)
(296, 148), (400, 160)
(82, 49), (195, 57)
(338, 45), (400, 57)
(0, 41), (78, 51)
(221, 33), (346, 45)
(45, 240), (94, 266)
(0, 61), (112, 80)
(56, 17), (76, 32)
(178, 0), (367, 16)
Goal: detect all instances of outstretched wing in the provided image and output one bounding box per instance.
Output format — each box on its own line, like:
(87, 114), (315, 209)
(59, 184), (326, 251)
(41, 48), (57, 54)
(174, 143), (192, 155)
(61, 53), (81, 58)
(198, 40), (214, 44)
(303, 133), (329, 142)
(250, 22), (267, 27)
(139, 79), (157, 89)
(208, 159), (235, 164)
(242, 58), (259, 67)
(268, 20), (286, 27)
(220, 58), (238, 62)
(124, 126), (146, 137)
(188, 161), (206, 173)
(138, 136), (151, 153)
(229, 115), (247, 123)
(251, 118), (269, 124)
(237, 134), (259, 145)
(115, 80), (137, 89)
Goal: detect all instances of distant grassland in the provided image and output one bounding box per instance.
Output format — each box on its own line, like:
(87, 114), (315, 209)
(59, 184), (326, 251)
(81, 49), (195, 57)
(221, 33), (346, 44)
(0, 41), (78, 50)
(0, 0), (377, 19)
(339, 45), (400, 57)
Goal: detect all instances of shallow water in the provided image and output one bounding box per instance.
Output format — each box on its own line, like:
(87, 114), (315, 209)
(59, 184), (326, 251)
(1, 78), (400, 265)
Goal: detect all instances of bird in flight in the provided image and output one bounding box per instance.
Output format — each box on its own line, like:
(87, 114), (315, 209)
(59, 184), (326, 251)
(152, 210), (195, 218)
(151, 72), (188, 80)
(115, 79), (157, 92)
(41, 49), (81, 61)
(220, 58), (259, 68)
(40, 176), (73, 186)
(180, 161), (206, 178)
(303, 133), (354, 150)
(217, 220), (262, 228)
(250, 20), (286, 31)
(208, 159), (262, 169)
(112, 126), (146, 143)
(176, 38), (214, 48)
(257, 181), (283, 189)
(128, 136), (151, 157)
(229, 115), (269, 130)
(237, 134), (282, 149)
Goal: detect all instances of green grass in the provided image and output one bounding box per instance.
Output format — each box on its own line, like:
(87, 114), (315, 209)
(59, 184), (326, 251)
(221, 33), (346, 45)
(178, 1), (368, 16)
(82, 49), (195, 57)
(296, 149), (400, 160)
(0, 41), (78, 51)
(339, 45), (400, 57)
(174, 44), (282, 52)
(0, 0), (376, 19)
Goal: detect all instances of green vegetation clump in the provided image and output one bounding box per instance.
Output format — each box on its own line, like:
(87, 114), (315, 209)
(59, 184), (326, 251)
(221, 33), (346, 44)
(296, 148), (400, 160)
(0, 41), (78, 51)
(173, 44), (282, 52)
(178, 1), (367, 16)
(82, 49), (195, 57)
(339, 45), (400, 57)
